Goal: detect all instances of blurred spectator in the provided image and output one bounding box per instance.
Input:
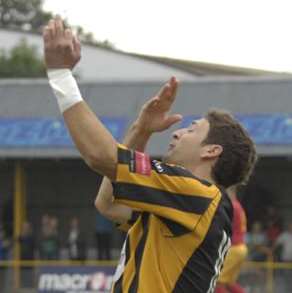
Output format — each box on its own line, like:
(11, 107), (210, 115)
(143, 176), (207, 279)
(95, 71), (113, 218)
(19, 221), (35, 260)
(246, 222), (271, 261)
(0, 226), (10, 260)
(274, 222), (292, 292)
(266, 220), (281, 246)
(0, 227), (10, 293)
(50, 216), (59, 236)
(95, 212), (113, 260)
(67, 217), (86, 261)
(39, 215), (59, 260)
(2, 198), (13, 239)
(40, 213), (51, 238)
(274, 222), (292, 262)
(264, 206), (282, 246)
(18, 221), (35, 288)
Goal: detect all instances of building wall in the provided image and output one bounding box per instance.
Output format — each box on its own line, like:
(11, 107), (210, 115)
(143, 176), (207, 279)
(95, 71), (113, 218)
(2, 77), (292, 118)
(1, 77), (292, 156)
(0, 29), (196, 81)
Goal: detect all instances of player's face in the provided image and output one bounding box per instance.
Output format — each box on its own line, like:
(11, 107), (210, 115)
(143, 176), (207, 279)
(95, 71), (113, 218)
(164, 118), (210, 167)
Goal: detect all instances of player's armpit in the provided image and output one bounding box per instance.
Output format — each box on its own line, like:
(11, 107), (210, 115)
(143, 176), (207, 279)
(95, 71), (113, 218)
(112, 144), (221, 231)
(115, 211), (141, 232)
(99, 202), (133, 225)
(95, 177), (132, 225)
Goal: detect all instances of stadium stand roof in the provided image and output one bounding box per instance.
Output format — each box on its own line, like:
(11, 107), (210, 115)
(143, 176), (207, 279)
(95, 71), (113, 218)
(128, 54), (283, 76)
(0, 28), (287, 82)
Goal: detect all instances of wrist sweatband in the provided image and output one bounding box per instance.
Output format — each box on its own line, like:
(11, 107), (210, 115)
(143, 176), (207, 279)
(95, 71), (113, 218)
(47, 69), (83, 113)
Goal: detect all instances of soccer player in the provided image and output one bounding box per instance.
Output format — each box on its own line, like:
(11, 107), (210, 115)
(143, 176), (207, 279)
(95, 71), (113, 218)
(43, 17), (257, 292)
(215, 186), (248, 293)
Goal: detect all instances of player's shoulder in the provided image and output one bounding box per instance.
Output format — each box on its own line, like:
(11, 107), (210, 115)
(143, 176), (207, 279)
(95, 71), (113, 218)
(153, 160), (221, 198)
(153, 160), (213, 185)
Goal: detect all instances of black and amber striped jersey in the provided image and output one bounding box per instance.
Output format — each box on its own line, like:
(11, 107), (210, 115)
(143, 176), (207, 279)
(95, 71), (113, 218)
(111, 144), (233, 293)
(116, 211), (141, 232)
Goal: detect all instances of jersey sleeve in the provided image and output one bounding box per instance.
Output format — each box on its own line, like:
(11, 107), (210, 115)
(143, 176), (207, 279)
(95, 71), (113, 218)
(112, 144), (220, 231)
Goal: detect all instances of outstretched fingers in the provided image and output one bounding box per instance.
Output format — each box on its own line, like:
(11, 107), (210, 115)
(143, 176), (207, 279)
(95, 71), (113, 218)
(55, 15), (64, 37)
(46, 19), (56, 41)
(164, 114), (183, 128)
(43, 26), (51, 43)
(168, 76), (178, 101)
(43, 16), (81, 69)
(157, 82), (171, 99)
(160, 77), (178, 100)
(155, 77), (179, 111)
(73, 35), (81, 57)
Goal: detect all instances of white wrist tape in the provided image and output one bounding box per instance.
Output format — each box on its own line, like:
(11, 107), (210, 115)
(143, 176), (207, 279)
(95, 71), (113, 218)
(47, 69), (83, 113)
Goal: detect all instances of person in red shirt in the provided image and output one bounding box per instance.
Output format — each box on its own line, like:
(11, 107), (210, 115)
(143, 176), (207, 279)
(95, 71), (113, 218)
(215, 185), (248, 293)
(265, 206), (282, 246)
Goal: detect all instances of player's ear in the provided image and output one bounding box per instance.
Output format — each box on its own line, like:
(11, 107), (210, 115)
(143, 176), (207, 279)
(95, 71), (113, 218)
(201, 144), (223, 159)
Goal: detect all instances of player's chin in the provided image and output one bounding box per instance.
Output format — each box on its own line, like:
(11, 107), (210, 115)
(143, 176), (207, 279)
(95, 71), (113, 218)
(163, 152), (175, 164)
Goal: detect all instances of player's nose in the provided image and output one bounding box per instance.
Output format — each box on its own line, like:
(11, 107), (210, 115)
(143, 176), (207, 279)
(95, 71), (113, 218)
(172, 128), (186, 140)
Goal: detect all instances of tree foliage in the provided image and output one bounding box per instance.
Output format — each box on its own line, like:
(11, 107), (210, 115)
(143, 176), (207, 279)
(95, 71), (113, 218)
(0, 0), (115, 48)
(0, 39), (46, 77)
(75, 25), (115, 49)
(0, 0), (52, 31)
(0, 0), (115, 78)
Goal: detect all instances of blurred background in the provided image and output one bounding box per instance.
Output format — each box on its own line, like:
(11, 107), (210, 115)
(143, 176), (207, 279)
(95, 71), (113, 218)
(1, 0), (292, 292)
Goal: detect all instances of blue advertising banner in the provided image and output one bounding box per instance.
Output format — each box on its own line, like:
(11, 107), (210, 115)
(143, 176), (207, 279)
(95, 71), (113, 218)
(0, 117), (127, 148)
(181, 113), (292, 145)
(1, 114), (292, 148)
(37, 266), (115, 293)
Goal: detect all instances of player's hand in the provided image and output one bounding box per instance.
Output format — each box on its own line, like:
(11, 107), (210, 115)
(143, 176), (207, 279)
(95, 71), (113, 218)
(43, 16), (81, 70)
(135, 77), (182, 134)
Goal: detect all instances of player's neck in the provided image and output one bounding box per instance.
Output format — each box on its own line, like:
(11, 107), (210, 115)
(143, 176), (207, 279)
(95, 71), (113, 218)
(189, 164), (215, 185)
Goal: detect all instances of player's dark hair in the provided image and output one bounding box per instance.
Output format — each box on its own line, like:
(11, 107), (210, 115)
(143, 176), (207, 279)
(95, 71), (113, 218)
(203, 109), (257, 188)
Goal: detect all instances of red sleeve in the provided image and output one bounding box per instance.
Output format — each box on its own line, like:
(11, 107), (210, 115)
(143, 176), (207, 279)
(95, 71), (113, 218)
(231, 198), (247, 245)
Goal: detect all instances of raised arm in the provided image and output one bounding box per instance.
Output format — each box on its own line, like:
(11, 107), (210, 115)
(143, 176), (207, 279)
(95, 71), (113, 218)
(43, 17), (183, 226)
(43, 17), (117, 180)
(95, 77), (182, 224)
(123, 77), (182, 151)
